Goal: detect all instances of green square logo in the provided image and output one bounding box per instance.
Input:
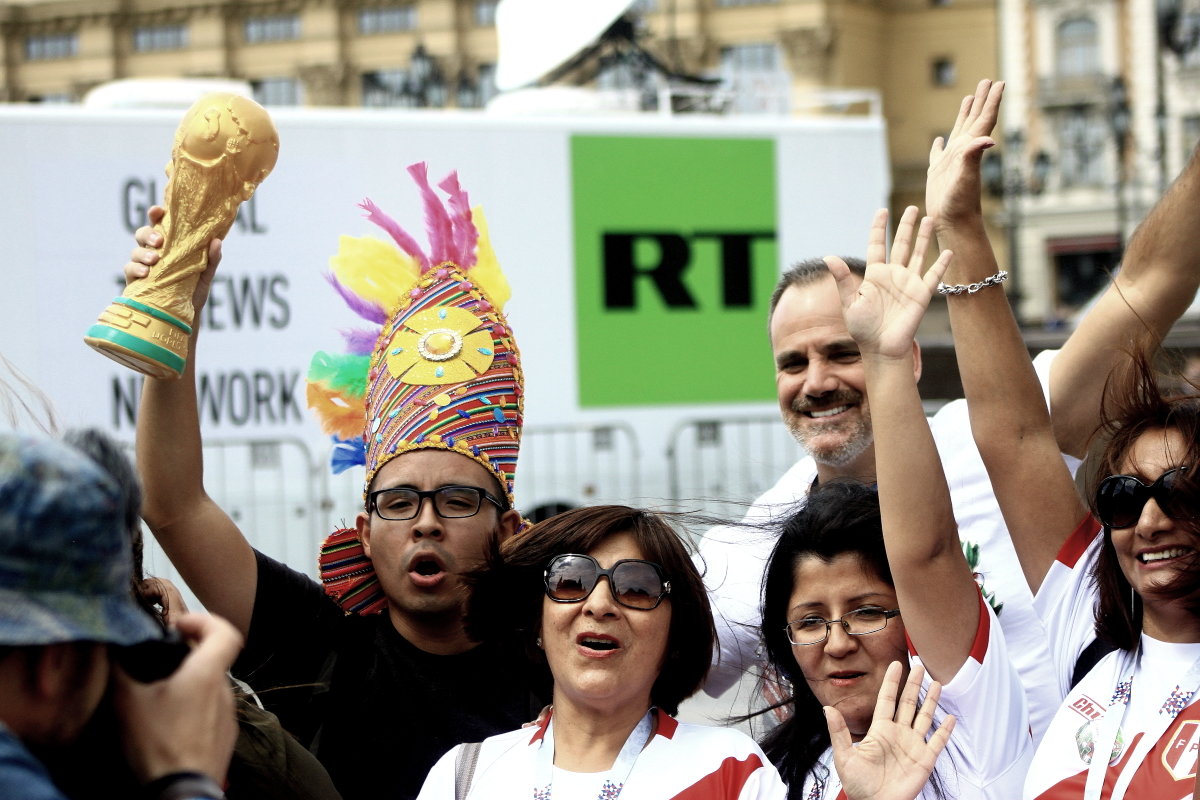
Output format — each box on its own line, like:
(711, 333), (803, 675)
(572, 135), (778, 407)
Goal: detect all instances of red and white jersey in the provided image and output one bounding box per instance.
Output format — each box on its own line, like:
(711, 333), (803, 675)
(1026, 519), (1200, 799)
(416, 710), (787, 800)
(699, 349), (1074, 745)
(797, 594), (1034, 800)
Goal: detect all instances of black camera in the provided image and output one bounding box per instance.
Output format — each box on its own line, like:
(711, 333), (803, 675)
(113, 628), (191, 683)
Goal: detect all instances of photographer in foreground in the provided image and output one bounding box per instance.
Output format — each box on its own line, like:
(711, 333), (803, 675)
(0, 431), (242, 800)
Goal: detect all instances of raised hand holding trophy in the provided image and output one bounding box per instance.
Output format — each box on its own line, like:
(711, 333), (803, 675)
(85, 93), (279, 379)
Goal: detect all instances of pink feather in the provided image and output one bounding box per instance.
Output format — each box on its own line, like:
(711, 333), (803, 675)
(437, 171), (478, 268)
(325, 273), (387, 325)
(407, 163), (455, 267)
(359, 198), (430, 271)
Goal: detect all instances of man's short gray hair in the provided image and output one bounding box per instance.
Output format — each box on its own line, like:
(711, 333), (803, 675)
(767, 257), (867, 325)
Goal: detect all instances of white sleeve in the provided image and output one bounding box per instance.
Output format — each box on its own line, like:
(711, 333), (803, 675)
(916, 592), (1033, 795)
(415, 744), (459, 800)
(697, 459), (814, 697)
(737, 758), (790, 800)
(1033, 515), (1103, 697)
(698, 526), (771, 696)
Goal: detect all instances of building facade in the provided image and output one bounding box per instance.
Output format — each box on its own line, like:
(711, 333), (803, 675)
(2, 0), (1002, 323)
(996, 0), (1200, 324)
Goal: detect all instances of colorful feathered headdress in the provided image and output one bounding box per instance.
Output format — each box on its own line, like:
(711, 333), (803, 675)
(307, 163), (524, 615)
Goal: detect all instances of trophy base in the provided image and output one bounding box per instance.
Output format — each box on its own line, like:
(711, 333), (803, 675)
(84, 297), (192, 380)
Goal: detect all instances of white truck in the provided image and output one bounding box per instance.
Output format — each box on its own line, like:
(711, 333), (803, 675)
(0, 101), (888, 590)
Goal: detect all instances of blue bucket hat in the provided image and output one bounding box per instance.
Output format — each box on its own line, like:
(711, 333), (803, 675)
(0, 431), (162, 647)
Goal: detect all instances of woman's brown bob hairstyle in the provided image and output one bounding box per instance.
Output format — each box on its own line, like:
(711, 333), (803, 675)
(465, 505), (716, 716)
(1085, 346), (1200, 650)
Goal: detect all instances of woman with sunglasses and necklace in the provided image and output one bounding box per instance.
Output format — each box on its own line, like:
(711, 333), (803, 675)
(416, 504), (952, 800)
(932, 81), (1200, 797)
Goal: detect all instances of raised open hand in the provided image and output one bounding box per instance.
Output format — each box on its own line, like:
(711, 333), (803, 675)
(827, 662), (956, 800)
(826, 207), (951, 361)
(926, 79), (1003, 228)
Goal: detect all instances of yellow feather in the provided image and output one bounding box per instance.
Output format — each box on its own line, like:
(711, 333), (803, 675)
(329, 235), (420, 309)
(469, 207), (511, 310)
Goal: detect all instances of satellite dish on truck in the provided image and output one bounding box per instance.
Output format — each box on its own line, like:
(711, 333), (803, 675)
(495, 0), (636, 91)
(491, 0), (721, 114)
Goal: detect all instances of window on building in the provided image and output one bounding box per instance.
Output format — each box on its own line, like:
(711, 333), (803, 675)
(133, 23), (188, 52)
(715, 0), (778, 6)
(1183, 12), (1200, 68)
(474, 0), (498, 26)
(631, 0), (658, 11)
(362, 69), (411, 107)
(1185, 116), (1200, 163)
(359, 5), (417, 34)
(1054, 106), (1106, 187)
(719, 42), (780, 72)
(1050, 236), (1120, 315)
(28, 92), (74, 104)
(25, 32), (78, 61)
(245, 15), (300, 44)
(931, 57), (956, 87)
(477, 63), (498, 106)
(718, 42), (789, 114)
(252, 77), (302, 106)
(1056, 17), (1098, 77)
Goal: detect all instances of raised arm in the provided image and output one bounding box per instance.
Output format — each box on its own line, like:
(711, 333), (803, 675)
(828, 207), (976, 682)
(131, 207), (257, 635)
(926, 79), (1086, 592)
(1050, 123), (1200, 456)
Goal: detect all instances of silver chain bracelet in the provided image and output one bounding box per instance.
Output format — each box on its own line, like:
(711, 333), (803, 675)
(936, 270), (1009, 296)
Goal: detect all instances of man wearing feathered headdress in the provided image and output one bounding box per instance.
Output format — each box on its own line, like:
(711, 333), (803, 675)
(128, 164), (548, 800)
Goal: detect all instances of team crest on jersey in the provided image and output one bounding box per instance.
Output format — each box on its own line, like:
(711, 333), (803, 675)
(1161, 719), (1200, 781)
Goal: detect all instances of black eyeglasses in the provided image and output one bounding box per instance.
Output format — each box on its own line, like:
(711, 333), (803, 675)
(368, 485), (504, 521)
(543, 554), (671, 610)
(1095, 467), (1188, 529)
(784, 607), (901, 646)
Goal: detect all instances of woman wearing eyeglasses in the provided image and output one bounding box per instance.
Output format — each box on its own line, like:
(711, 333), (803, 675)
(415, 504), (951, 800)
(932, 80), (1200, 798)
(756, 203), (1033, 799)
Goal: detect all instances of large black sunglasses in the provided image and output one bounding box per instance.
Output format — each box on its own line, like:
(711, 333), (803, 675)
(1095, 467), (1188, 529)
(544, 554), (671, 610)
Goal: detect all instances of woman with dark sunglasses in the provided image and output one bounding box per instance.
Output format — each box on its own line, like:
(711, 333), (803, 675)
(415, 504), (950, 800)
(937, 84), (1200, 799)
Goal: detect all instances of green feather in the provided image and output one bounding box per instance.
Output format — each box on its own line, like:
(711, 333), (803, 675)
(308, 351), (369, 398)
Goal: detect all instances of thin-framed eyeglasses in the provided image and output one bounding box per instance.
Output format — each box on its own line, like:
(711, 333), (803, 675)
(1095, 466), (1189, 530)
(784, 607), (901, 646)
(368, 485), (505, 521)
(543, 553), (671, 610)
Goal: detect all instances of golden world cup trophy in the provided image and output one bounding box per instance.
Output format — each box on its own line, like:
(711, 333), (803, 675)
(85, 93), (280, 379)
